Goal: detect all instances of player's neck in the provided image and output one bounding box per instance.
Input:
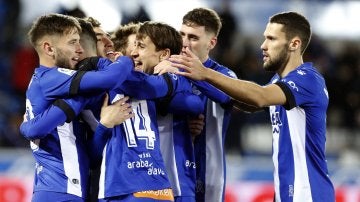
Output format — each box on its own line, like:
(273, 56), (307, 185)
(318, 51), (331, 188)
(279, 56), (303, 78)
(39, 57), (56, 68)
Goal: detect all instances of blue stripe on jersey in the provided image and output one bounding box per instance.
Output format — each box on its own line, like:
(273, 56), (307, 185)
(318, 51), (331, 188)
(32, 120), (89, 198)
(99, 98), (171, 198)
(193, 58), (236, 202)
(24, 58), (132, 198)
(158, 113), (197, 197)
(99, 72), (200, 199)
(270, 62), (334, 202)
(99, 72), (196, 198)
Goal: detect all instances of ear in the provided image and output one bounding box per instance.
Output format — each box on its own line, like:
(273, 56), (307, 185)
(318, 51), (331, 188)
(207, 36), (217, 51)
(43, 42), (55, 56)
(289, 37), (301, 52)
(159, 48), (171, 61)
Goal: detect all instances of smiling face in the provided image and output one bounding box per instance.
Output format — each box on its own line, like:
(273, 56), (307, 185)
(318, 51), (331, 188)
(93, 26), (114, 58)
(131, 36), (165, 74)
(52, 29), (83, 69)
(261, 23), (290, 72)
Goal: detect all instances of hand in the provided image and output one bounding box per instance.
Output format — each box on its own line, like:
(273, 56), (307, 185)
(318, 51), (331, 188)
(113, 51), (123, 61)
(188, 114), (205, 142)
(99, 94), (134, 128)
(154, 60), (178, 75)
(169, 47), (207, 80)
(76, 56), (101, 71)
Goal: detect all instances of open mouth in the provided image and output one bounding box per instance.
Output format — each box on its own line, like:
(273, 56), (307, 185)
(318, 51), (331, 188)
(134, 61), (142, 68)
(72, 57), (80, 63)
(106, 51), (114, 56)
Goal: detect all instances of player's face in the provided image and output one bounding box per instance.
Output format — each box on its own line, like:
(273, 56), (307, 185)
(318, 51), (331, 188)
(124, 34), (137, 56)
(131, 36), (164, 74)
(54, 30), (83, 69)
(261, 23), (290, 72)
(94, 26), (114, 59)
(180, 24), (214, 63)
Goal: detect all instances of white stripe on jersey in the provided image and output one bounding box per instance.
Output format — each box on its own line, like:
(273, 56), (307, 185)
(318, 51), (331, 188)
(98, 144), (108, 199)
(270, 105), (281, 202)
(158, 115), (181, 196)
(58, 122), (82, 197)
(287, 107), (312, 201)
(205, 101), (225, 202)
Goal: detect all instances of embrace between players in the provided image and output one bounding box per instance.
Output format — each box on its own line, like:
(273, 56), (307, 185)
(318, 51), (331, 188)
(20, 7), (335, 202)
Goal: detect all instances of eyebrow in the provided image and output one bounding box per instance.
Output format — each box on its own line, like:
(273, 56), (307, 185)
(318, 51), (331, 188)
(96, 32), (111, 37)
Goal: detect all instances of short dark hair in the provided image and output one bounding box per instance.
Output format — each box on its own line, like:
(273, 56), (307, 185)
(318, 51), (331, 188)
(77, 18), (97, 52)
(137, 21), (182, 55)
(28, 13), (81, 47)
(84, 16), (101, 28)
(269, 11), (311, 54)
(112, 22), (141, 54)
(182, 7), (222, 37)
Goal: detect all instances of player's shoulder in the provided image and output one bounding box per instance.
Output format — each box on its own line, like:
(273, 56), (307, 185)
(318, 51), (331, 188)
(209, 59), (237, 79)
(288, 63), (324, 84)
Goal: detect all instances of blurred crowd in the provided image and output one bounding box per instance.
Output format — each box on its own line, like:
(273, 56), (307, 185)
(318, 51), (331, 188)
(0, 0), (359, 155)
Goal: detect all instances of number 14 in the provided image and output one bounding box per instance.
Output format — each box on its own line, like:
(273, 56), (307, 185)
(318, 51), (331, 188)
(112, 94), (156, 149)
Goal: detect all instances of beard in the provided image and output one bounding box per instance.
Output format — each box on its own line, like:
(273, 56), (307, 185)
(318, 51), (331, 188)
(54, 48), (73, 69)
(263, 45), (289, 72)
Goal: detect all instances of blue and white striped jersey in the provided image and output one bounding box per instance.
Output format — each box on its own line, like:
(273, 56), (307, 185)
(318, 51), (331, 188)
(158, 114), (196, 199)
(157, 89), (204, 198)
(21, 96), (105, 199)
(22, 56), (133, 199)
(98, 71), (202, 199)
(269, 62), (334, 202)
(192, 58), (237, 202)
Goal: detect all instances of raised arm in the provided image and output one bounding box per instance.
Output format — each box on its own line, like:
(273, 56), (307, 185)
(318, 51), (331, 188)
(71, 56), (134, 95)
(171, 48), (286, 108)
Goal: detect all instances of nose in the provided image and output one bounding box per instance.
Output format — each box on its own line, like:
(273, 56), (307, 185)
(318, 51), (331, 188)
(77, 43), (84, 54)
(130, 48), (138, 58)
(103, 36), (114, 48)
(182, 37), (189, 48)
(260, 40), (266, 50)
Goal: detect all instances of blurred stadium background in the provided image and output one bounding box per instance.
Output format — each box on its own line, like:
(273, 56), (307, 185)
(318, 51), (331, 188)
(0, 0), (359, 201)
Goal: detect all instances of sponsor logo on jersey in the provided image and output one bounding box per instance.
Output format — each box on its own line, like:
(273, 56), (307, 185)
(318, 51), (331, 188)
(287, 81), (299, 92)
(297, 69), (306, 75)
(57, 68), (76, 76)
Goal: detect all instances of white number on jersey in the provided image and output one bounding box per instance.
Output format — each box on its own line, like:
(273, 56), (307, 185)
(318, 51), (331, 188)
(112, 95), (156, 149)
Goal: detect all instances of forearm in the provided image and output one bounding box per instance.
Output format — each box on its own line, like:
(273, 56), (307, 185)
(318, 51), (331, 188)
(20, 107), (68, 139)
(203, 68), (267, 107)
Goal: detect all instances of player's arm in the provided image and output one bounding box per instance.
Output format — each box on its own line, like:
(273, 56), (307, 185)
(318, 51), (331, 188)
(157, 91), (204, 116)
(20, 98), (83, 140)
(231, 99), (265, 113)
(87, 95), (134, 167)
(120, 71), (174, 99)
(70, 56), (134, 96)
(202, 73), (286, 108)
(170, 92), (204, 115)
(153, 59), (232, 104)
(191, 80), (232, 104)
(40, 56), (133, 99)
(157, 76), (204, 116)
(171, 48), (286, 108)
